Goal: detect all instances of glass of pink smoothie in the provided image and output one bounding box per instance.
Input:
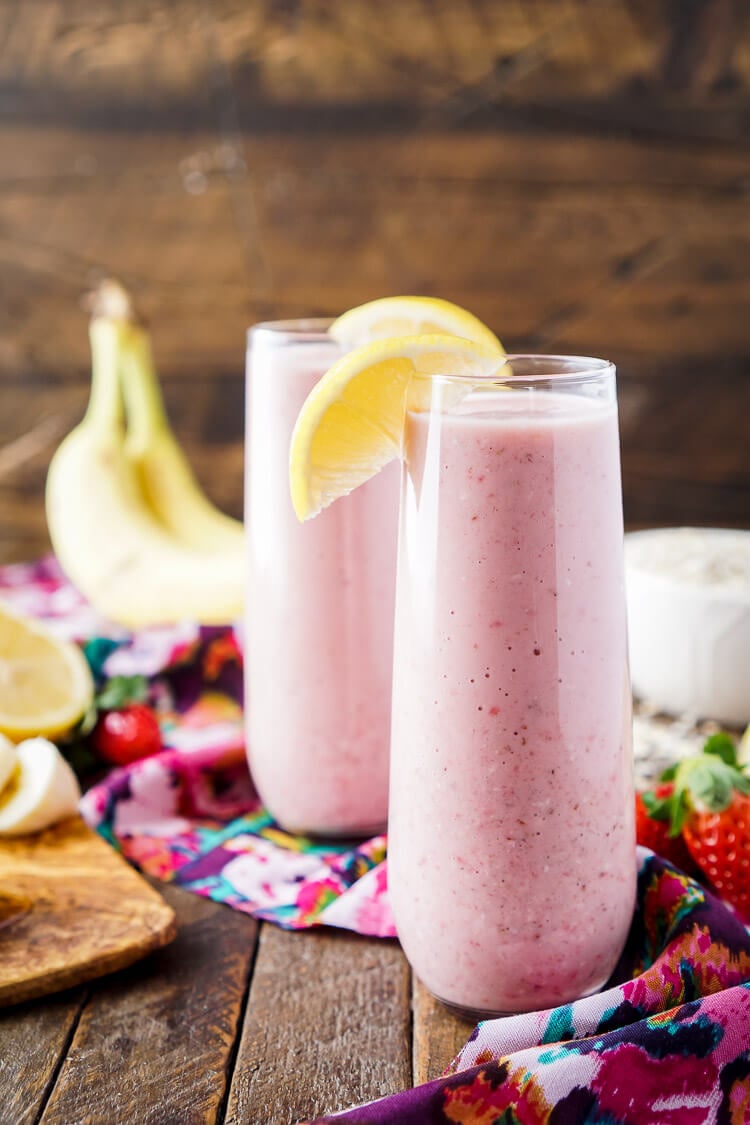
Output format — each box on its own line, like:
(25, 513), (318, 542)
(388, 355), (636, 1018)
(245, 321), (398, 836)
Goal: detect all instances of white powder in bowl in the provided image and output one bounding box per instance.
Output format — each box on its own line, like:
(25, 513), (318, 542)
(625, 527), (750, 590)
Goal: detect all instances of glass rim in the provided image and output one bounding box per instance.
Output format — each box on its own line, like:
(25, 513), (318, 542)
(245, 329), (614, 384)
(438, 353), (615, 386)
(247, 318), (335, 345)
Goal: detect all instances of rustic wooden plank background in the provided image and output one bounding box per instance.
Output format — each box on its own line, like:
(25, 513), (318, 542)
(1, 0), (749, 560)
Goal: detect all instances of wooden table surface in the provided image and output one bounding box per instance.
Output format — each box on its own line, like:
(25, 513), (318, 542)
(0, 878), (473, 1125)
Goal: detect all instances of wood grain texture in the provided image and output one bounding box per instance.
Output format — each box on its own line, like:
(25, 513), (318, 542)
(0, 889), (33, 928)
(0, 987), (86, 1125)
(0, 816), (176, 1006)
(225, 925), (411, 1124)
(3, 124), (750, 376)
(39, 883), (258, 1125)
(0, 0), (748, 546)
(3, 0), (749, 138)
(412, 977), (475, 1087)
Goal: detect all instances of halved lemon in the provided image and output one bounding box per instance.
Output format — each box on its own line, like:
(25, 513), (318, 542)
(0, 603), (94, 740)
(330, 296), (504, 354)
(290, 334), (504, 521)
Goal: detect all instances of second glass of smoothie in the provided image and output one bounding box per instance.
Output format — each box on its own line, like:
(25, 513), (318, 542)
(387, 355), (636, 1017)
(245, 321), (398, 836)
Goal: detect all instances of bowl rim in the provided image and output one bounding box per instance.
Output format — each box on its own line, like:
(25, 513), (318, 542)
(624, 527), (750, 607)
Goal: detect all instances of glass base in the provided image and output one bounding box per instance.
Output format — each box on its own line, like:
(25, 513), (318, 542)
(433, 995), (520, 1022)
(281, 821), (387, 841)
(431, 977), (608, 1023)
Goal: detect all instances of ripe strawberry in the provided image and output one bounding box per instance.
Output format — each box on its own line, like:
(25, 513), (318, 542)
(683, 792), (750, 920)
(635, 783), (696, 873)
(89, 674), (162, 767)
(91, 703), (162, 767)
(647, 733), (750, 921)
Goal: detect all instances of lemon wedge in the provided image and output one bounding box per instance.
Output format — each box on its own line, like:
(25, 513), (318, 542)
(289, 334), (504, 521)
(0, 603), (94, 740)
(330, 296), (504, 354)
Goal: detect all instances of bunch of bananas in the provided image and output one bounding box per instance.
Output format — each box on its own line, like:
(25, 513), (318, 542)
(45, 282), (244, 628)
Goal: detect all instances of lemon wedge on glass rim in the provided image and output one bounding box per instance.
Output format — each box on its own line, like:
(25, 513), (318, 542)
(289, 331), (505, 521)
(0, 602), (94, 740)
(330, 296), (504, 353)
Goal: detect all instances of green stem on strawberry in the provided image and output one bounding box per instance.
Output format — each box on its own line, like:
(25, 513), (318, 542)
(95, 674), (149, 712)
(644, 734), (750, 837)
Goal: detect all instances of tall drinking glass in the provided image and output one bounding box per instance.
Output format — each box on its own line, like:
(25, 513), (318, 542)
(388, 355), (636, 1017)
(245, 321), (398, 836)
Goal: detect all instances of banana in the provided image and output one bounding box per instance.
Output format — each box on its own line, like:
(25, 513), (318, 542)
(0, 735), (17, 792)
(96, 282), (245, 555)
(45, 309), (244, 628)
(0, 738), (80, 837)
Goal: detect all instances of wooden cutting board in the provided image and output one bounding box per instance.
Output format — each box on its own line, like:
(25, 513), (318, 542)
(0, 815), (176, 1006)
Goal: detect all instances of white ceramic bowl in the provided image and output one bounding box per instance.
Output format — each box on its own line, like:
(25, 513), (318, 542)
(625, 527), (750, 726)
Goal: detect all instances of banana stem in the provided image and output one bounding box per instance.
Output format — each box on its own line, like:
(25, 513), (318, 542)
(118, 324), (171, 452)
(85, 319), (125, 432)
(85, 280), (169, 449)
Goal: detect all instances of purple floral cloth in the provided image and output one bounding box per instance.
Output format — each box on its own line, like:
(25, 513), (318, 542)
(309, 854), (750, 1124)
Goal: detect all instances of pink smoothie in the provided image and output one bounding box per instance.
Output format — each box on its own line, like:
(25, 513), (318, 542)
(245, 328), (398, 836)
(388, 388), (636, 1015)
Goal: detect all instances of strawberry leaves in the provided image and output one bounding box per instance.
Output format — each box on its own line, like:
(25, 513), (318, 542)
(95, 674), (149, 712)
(641, 785), (689, 835)
(702, 732), (739, 766)
(644, 734), (750, 837)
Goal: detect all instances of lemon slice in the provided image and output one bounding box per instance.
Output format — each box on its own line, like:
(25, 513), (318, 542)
(330, 296), (504, 354)
(290, 333), (504, 521)
(0, 603), (94, 739)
